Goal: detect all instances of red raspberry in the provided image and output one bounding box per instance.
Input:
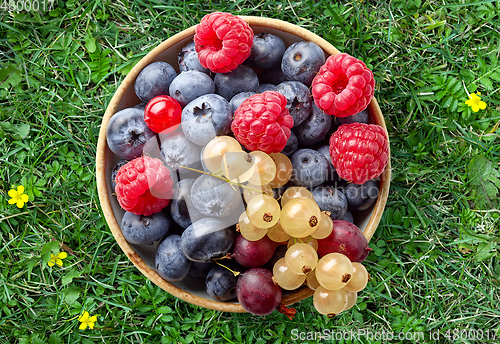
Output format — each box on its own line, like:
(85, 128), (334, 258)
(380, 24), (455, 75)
(329, 123), (389, 185)
(144, 95), (182, 134)
(194, 12), (254, 73)
(115, 156), (173, 216)
(231, 91), (293, 154)
(312, 53), (375, 118)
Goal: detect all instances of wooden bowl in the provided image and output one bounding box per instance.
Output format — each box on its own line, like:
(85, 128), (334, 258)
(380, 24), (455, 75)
(96, 16), (391, 313)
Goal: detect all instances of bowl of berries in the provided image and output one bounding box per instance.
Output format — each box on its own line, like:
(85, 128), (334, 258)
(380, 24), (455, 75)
(96, 13), (391, 316)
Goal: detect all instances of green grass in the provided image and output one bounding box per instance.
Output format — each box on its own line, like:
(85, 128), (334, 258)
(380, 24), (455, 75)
(1, 0), (499, 343)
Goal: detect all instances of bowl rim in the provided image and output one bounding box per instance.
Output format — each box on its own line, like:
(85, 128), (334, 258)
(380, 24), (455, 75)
(95, 15), (391, 313)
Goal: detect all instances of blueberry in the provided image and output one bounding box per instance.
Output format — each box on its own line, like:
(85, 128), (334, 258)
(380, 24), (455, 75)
(259, 67), (289, 85)
(120, 210), (171, 245)
(294, 103), (332, 146)
(181, 217), (235, 262)
(214, 65), (259, 101)
(110, 159), (129, 193)
(106, 108), (157, 160)
(311, 185), (348, 220)
(245, 33), (286, 70)
(170, 178), (204, 229)
(281, 41), (325, 86)
(263, 245), (287, 271)
(169, 71), (215, 107)
(134, 61), (177, 102)
(340, 210), (354, 224)
(133, 102), (147, 111)
(155, 235), (191, 282)
(290, 148), (329, 187)
(181, 94), (232, 146)
(344, 179), (379, 211)
(187, 261), (215, 280)
(178, 41), (211, 75)
(160, 131), (203, 174)
(205, 265), (238, 301)
(229, 91), (256, 114)
(200, 147), (210, 173)
(334, 110), (369, 127)
(275, 81), (312, 127)
(257, 84), (276, 93)
(190, 174), (243, 217)
(317, 145), (341, 183)
(280, 130), (298, 157)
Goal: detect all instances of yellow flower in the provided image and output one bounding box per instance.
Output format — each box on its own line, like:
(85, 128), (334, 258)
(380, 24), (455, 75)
(465, 92), (487, 112)
(8, 185), (29, 208)
(48, 251), (68, 267)
(78, 311), (98, 330)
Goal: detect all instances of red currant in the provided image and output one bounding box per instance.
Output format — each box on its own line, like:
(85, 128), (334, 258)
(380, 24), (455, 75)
(144, 95), (182, 133)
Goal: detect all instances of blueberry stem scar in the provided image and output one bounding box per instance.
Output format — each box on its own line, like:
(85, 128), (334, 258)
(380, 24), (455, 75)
(178, 165), (264, 194)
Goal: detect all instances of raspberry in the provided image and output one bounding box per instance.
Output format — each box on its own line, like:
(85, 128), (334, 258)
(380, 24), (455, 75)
(312, 53), (375, 118)
(231, 91), (294, 154)
(115, 156), (173, 216)
(329, 123), (389, 185)
(194, 12), (254, 73)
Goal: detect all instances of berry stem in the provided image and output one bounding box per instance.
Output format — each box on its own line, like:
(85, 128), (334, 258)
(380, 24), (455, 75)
(178, 165), (264, 194)
(214, 261), (240, 277)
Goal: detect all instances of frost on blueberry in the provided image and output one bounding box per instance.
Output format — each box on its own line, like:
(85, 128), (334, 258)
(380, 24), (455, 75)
(281, 41), (325, 86)
(311, 185), (348, 220)
(155, 235), (192, 282)
(106, 108), (156, 160)
(169, 178), (204, 229)
(178, 40), (211, 75)
(246, 32), (286, 70)
(275, 81), (312, 127)
(134, 61), (177, 102)
(169, 71), (215, 107)
(294, 103), (332, 146)
(160, 131), (203, 175)
(214, 65), (259, 101)
(289, 148), (329, 188)
(230, 91), (256, 114)
(190, 174), (244, 218)
(121, 210), (171, 245)
(181, 94), (232, 146)
(280, 129), (298, 157)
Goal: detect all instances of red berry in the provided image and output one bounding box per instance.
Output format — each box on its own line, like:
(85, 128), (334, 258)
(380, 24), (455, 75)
(144, 95), (182, 133)
(115, 156), (173, 216)
(329, 123), (389, 185)
(317, 220), (371, 262)
(194, 12), (254, 73)
(312, 53), (375, 118)
(231, 91), (293, 154)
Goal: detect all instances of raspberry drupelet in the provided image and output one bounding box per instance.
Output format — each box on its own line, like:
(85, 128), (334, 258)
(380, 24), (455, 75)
(329, 123), (389, 185)
(194, 12), (254, 73)
(115, 156), (173, 216)
(231, 91), (294, 154)
(312, 53), (375, 118)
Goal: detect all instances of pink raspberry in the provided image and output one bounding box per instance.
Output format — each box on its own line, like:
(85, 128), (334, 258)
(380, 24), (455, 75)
(194, 12), (254, 73)
(329, 123), (389, 185)
(115, 156), (173, 216)
(312, 53), (375, 118)
(231, 91), (294, 154)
